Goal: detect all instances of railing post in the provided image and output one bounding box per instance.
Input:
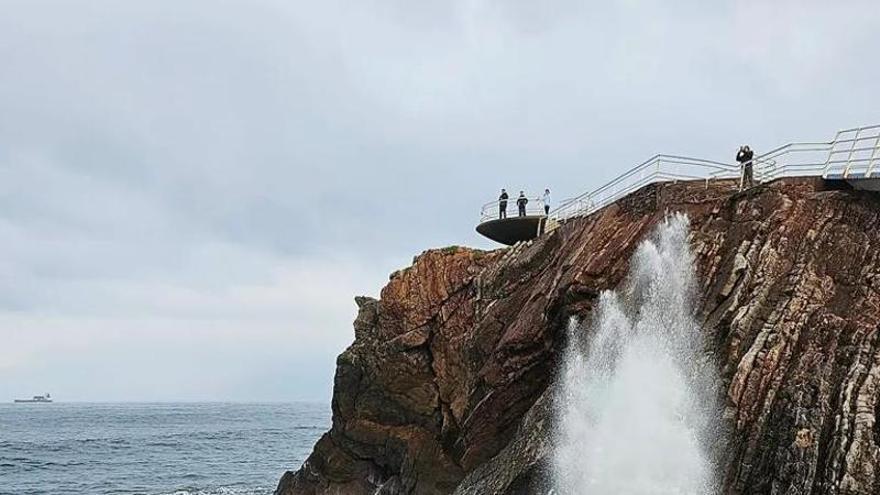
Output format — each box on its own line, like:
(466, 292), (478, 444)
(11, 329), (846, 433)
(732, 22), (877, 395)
(822, 130), (843, 177)
(866, 131), (880, 178)
(842, 128), (862, 178)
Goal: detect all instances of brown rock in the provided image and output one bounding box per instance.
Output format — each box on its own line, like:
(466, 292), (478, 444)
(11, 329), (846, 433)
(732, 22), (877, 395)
(276, 177), (880, 494)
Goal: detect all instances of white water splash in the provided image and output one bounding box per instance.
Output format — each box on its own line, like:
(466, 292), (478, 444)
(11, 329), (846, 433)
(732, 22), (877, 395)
(552, 214), (718, 495)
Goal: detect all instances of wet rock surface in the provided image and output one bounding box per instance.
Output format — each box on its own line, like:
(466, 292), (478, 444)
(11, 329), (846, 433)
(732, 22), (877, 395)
(276, 177), (880, 495)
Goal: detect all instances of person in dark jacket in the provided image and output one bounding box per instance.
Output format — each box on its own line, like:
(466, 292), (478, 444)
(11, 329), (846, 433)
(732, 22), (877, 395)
(498, 189), (509, 219)
(737, 145), (755, 190)
(517, 191), (528, 217)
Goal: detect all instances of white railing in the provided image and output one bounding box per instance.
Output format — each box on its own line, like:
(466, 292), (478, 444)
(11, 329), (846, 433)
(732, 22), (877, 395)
(549, 155), (739, 220)
(479, 195), (547, 222)
(476, 123), (880, 227)
(823, 124), (880, 179)
(750, 141), (832, 183)
(754, 124), (880, 181)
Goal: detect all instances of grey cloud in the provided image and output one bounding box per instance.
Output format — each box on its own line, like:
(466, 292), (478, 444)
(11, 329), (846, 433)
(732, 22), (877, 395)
(1, 0), (878, 400)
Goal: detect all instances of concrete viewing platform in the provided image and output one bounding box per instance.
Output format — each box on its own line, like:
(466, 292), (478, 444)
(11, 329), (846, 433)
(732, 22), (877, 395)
(476, 196), (557, 246)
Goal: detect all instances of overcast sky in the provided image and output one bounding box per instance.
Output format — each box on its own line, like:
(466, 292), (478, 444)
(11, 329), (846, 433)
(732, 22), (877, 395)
(1, 0), (878, 402)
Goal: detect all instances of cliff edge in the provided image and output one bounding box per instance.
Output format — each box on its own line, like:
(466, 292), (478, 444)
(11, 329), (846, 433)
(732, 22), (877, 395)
(276, 177), (880, 495)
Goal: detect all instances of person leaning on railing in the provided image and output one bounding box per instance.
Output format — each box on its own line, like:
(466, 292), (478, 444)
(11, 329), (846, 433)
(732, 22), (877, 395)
(498, 188), (508, 219)
(737, 145), (755, 190)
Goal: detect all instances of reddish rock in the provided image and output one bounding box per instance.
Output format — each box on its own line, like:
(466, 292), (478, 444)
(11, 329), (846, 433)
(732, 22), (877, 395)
(276, 178), (880, 495)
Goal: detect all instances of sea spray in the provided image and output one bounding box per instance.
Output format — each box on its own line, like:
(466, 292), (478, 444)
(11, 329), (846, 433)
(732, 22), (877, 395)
(552, 214), (718, 495)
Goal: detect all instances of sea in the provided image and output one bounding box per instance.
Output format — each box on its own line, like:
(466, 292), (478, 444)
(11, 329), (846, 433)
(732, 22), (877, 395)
(0, 402), (330, 495)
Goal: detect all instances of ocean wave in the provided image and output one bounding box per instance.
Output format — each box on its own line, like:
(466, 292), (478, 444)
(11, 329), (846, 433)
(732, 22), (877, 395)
(159, 487), (271, 495)
(0, 403), (327, 495)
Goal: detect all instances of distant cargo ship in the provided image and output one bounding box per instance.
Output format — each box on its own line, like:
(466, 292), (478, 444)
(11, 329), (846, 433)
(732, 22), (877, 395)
(14, 393), (52, 403)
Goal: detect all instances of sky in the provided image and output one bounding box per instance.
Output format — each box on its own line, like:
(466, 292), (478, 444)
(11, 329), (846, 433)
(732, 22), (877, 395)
(1, 0), (878, 402)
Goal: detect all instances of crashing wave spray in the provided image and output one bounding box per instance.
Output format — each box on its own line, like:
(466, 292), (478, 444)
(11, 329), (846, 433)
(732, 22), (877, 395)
(552, 214), (718, 495)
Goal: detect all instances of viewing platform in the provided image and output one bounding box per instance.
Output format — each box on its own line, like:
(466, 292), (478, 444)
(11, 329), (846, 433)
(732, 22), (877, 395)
(476, 199), (554, 246)
(476, 123), (880, 244)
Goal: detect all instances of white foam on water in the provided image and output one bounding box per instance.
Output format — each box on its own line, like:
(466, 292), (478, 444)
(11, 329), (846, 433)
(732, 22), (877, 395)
(552, 214), (718, 495)
(162, 487), (269, 495)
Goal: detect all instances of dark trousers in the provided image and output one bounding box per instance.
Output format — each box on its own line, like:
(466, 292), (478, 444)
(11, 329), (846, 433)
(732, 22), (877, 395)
(741, 163), (754, 190)
(518, 205), (526, 216)
(499, 203), (507, 219)
(544, 205), (549, 215)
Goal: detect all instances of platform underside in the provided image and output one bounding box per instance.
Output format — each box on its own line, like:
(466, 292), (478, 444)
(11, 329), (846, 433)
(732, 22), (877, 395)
(824, 173), (880, 191)
(476, 216), (546, 245)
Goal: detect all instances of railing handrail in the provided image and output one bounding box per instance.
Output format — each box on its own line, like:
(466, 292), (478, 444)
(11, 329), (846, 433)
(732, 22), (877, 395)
(548, 154), (740, 219)
(480, 194), (544, 209)
(479, 193), (552, 222)
(477, 123), (880, 228)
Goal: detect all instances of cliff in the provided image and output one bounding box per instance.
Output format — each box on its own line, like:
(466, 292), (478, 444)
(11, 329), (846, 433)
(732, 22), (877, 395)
(275, 177), (880, 495)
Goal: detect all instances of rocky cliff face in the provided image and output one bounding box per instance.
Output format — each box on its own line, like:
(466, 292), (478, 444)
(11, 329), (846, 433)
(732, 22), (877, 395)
(275, 177), (880, 495)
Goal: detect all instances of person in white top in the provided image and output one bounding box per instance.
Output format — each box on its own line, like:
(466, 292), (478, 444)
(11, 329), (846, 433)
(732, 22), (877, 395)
(542, 188), (552, 215)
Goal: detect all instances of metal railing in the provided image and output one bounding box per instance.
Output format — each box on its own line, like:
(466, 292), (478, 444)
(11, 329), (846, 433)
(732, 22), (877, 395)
(476, 123), (880, 228)
(749, 141), (832, 183)
(823, 124), (880, 178)
(550, 155), (739, 220)
(480, 196), (548, 222)
(753, 124), (880, 181)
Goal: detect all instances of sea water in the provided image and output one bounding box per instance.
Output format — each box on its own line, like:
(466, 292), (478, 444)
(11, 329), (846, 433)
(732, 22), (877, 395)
(553, 214), (718, 495)
(0, 402), (328, 495)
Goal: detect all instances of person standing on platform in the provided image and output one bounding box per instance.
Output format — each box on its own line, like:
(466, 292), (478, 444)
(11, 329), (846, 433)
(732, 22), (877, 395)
(737, 145), (755, 190)
(517, 191), (528, 216)
(542, 188), (552, 215)
(498, 189), (509, 219)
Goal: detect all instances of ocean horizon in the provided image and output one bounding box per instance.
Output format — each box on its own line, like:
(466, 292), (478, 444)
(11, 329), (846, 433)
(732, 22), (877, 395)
(0, 402), (330, 495)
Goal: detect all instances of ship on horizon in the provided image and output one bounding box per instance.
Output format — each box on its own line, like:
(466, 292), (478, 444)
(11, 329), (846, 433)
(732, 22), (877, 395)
(14, 393), (52, 403)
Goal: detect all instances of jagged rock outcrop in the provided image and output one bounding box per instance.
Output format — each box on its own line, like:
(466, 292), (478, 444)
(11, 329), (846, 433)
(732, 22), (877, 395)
(276, 177), (880, 495)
